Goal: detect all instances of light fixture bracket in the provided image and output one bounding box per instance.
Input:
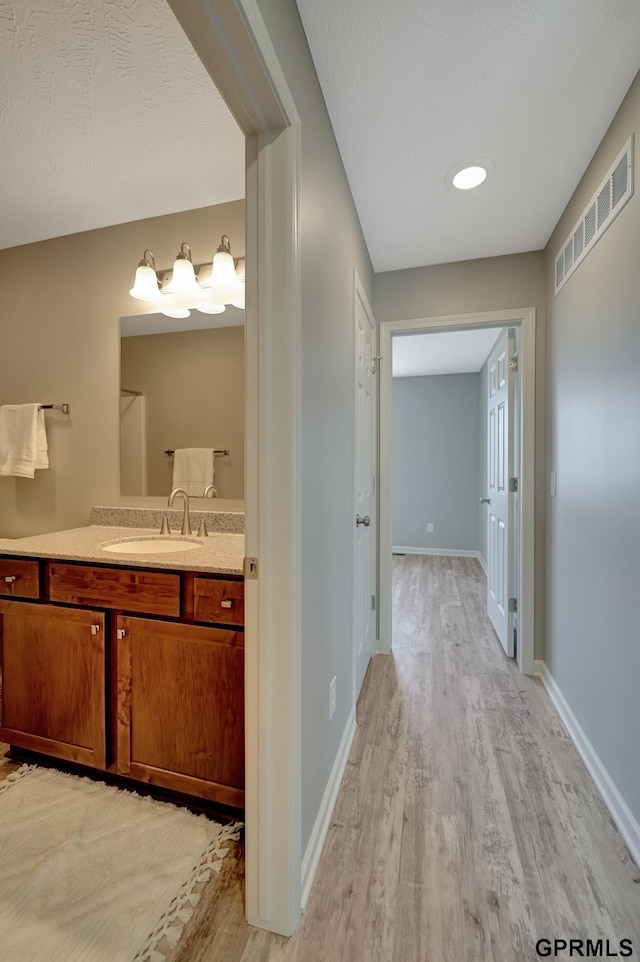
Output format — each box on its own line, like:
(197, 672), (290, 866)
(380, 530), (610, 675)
(138, 249), (156, 269)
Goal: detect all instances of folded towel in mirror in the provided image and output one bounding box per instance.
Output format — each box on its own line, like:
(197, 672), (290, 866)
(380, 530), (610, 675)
(171, 448), (214, 496)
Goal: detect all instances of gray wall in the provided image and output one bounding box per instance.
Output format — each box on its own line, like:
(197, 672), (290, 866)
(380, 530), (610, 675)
(375, 252), (546, 658)
(544, 71), (640, 823)
(392, 373), (481, 552)
(255, 0), (375, 853)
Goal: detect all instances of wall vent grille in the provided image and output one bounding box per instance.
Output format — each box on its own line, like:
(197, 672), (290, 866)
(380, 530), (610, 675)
(554, 134), (634, 295)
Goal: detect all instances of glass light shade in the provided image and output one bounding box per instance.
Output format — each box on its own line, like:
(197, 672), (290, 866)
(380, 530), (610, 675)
(196, 302), (226, 315)
(169, 256), (200, 295)
(235, 258), (246, 282)
(452, 165), (487, 190)
(231, 292), (245, 310)
(129, 264), (161, 301)
(209, 249), (238, 289)
(161, 307), (191, 319)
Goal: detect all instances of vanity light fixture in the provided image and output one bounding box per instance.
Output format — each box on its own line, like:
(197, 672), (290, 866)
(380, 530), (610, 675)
(168, 243), (200, 296)
(128, 235), (245, 317)
(129, 250), (161, 301)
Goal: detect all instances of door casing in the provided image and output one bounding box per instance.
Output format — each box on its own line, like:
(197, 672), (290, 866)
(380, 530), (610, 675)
(379, 308), (537, 675)
(167, 0), (303, 937)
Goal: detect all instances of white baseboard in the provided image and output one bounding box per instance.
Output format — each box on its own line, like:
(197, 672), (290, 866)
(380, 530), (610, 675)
(477, 553), (487, 574)
(535, 660), (640, 869)
(393, 546), (484, 563)
(301, 707), (356, 908)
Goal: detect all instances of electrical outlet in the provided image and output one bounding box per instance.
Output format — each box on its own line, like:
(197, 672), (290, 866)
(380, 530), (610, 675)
(427, 523), (434, 533)
(329, 676), (337, 719)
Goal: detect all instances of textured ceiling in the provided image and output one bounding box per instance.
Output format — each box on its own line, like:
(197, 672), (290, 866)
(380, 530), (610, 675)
(295, 0), (640, 272)
(393, 328), (503, 378)
(0, 0), (245, 250)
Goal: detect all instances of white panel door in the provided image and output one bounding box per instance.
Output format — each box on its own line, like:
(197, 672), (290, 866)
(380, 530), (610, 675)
(485, 332), (515, 656)
(354, 279), (376, 702)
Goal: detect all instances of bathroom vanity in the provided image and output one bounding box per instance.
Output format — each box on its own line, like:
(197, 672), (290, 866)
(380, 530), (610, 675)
(0, 520), (246, 810)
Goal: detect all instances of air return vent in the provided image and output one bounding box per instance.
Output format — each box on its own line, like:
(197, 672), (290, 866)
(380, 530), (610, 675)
(555, 135), (634, 295)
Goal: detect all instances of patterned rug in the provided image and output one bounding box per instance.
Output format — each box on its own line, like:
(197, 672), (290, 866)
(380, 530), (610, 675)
(0, 765), (241, 962)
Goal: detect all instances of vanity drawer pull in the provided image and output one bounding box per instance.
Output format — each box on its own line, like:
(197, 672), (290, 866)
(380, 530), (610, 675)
(220, 600), (233, 608)
(4, 576), (17, 583)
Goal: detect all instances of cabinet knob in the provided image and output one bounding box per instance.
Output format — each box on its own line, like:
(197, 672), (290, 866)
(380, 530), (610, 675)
(220, 599), (233, 608)
(116, 629), (127, 640)
(90, 624), (101, 635)
(4, 575), (17, 583)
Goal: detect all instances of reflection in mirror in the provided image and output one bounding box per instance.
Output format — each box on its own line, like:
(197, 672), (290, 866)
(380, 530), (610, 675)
(119, 311), (244, 498)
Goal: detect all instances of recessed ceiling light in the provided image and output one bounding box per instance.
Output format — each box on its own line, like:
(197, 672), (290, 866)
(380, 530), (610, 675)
(446, 157), (494, 192)
(452, 165), (487, 190)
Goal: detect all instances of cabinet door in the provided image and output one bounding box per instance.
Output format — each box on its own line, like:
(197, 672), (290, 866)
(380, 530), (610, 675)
(116, 616), (244, 808)
(0, 601), (106, 768)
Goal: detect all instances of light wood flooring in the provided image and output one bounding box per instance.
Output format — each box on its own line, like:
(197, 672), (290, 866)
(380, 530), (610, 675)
(165, 554), (640, 961)
(3, 555), (640, 960)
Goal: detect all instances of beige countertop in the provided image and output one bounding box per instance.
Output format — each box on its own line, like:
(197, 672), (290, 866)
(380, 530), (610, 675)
(0, 525), (245, 576)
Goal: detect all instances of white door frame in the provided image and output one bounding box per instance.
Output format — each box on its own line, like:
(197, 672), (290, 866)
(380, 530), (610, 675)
(379, 308), (537, 675)
(167, 0), (303, 936)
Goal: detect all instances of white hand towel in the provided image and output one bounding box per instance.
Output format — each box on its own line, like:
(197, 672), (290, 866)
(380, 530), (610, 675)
(171, 448), (214, 496)
(0, 404), (49, 478)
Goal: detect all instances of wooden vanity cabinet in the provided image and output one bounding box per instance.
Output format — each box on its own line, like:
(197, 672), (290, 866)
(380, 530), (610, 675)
(0, 600), (106, 769)
(0, 557), (245, 809)
(115, 615), (244, 809)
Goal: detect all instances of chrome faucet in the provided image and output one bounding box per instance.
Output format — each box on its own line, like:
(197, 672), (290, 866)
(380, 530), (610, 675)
(203, 483), (218, 498)
(168, 487), (192, 535)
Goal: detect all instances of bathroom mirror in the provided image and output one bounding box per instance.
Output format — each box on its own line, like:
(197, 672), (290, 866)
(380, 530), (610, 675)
(119, 311), (244, 499)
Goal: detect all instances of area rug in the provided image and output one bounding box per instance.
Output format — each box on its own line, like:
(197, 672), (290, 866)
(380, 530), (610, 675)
(0, 765), (241, 962)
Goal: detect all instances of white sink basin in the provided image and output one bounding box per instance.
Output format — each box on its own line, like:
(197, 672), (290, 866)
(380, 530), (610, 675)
(101, 537), (202, 555)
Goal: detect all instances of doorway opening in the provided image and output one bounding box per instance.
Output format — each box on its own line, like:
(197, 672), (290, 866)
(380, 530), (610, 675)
(379, 309), (537, 674)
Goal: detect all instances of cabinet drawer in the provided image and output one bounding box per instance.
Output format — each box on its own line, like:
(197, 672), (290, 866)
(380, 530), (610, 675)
(0, 558), (40, 599)
(48, 563), (180, 617)
(193, 578), (244, 626)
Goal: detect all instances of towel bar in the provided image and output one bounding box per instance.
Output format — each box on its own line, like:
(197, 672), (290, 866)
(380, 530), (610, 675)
(39, 403), (70, 414)
(164, 448), (229, 456)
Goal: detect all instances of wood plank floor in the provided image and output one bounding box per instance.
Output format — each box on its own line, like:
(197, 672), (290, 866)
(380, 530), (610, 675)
(167, 554), (640, 962)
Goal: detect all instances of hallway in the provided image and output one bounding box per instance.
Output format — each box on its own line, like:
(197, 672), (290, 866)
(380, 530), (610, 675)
(170, 553), (640, 960)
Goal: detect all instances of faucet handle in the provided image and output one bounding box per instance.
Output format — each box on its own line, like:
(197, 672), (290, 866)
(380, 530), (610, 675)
(197, 518), (208, 537)
(159, 515), (171, 535)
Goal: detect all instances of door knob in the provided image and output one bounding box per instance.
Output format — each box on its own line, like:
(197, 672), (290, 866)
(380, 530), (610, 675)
(479, 497), (491, 504)
(356, 515), (371, 527)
